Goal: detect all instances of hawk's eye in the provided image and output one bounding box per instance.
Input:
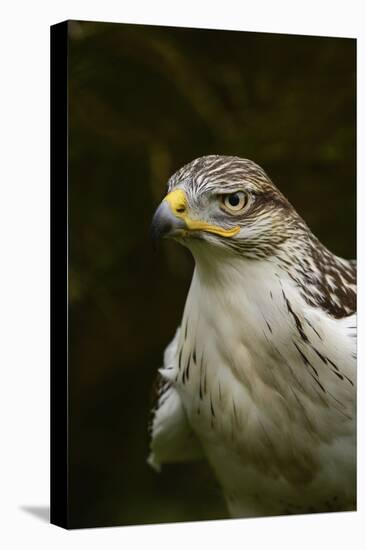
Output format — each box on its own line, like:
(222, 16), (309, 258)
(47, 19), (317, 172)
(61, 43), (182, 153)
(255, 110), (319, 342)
(221, 191), (247, 213)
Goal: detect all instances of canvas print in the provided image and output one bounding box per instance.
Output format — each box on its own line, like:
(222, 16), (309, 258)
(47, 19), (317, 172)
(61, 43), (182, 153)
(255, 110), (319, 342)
(51, 20), (356, 529)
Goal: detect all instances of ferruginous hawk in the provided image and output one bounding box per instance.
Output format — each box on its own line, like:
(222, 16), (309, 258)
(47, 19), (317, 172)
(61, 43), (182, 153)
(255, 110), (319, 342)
(148, 155), (356, 518)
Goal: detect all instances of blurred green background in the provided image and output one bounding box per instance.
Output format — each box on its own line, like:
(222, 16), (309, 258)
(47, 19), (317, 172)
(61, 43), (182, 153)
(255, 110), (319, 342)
(68, 20), (356, 528)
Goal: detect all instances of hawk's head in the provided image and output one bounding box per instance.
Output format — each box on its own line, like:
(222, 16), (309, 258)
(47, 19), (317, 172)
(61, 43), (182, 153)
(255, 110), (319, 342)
(151, 155), (306, 259)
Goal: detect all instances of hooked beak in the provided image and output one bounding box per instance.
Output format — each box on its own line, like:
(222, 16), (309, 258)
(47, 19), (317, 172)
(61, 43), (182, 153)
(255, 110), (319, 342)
(150, 199), (187, 240)
(150, 188), (240, 241)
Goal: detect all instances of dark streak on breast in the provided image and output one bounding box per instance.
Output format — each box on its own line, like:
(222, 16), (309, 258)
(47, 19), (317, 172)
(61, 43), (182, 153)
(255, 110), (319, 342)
(304, 318), (322, 340)
(311, 346), (328, 364)
(210, 396), (216, 417)
(310, 373), (326, 393)
(283, 291), (309, 343)
(182, 352), (191, 384)
(149, 373), (171, 434)
(293, 341), (319, 377)
(326, 357), (353, 385)
(186, 353), (191, 381)
(327, 357), (339, 371)
(184, 317), (188, 340)
(344, 375), (354, 387)
(203, 369), (207, 395)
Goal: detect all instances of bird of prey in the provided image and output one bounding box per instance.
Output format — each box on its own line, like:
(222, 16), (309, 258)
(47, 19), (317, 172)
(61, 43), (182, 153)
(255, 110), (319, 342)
(148, 155), (356, 518)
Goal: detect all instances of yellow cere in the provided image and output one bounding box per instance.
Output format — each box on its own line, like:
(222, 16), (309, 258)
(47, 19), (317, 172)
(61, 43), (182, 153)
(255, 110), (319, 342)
(164, 189), (240, 238)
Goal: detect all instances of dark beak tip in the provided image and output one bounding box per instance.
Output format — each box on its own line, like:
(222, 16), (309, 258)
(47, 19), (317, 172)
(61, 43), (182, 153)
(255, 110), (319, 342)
(150, 201), (186, 243)
(150, 212), (170, 243)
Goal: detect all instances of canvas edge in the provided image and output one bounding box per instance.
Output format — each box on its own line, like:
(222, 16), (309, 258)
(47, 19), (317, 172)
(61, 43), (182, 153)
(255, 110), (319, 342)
(50, 20), (70, 530)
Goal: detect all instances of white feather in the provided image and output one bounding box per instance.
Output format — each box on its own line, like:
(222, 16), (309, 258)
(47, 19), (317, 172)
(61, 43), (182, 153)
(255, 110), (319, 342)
(148, 328), (204, 470)
(151, 243), (356, 516)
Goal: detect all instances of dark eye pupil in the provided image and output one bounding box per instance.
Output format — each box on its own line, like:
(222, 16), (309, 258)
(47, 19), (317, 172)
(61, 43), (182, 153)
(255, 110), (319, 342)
(229, 194), (240, 206)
